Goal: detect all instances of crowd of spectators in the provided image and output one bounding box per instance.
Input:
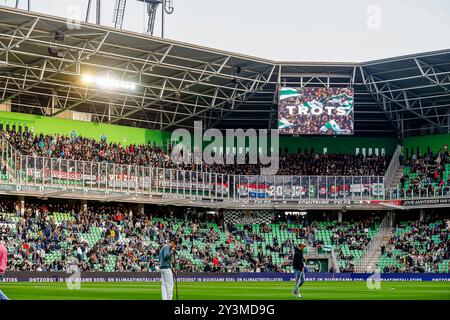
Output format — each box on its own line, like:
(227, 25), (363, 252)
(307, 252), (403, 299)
(0, 200), (385, 273)
(0, 202), (180, 272)
(381, 218), (450, 273)
(2, 129), (195, 171)
(2, 129), (389, 177)
(0, 201), (232, 272)
(210, 153), (389, 176)
(398, 148), (450, 197)
(2, 199), (448, 273)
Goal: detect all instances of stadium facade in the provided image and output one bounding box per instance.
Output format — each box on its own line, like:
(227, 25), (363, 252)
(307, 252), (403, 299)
(0, 5), (449, 285)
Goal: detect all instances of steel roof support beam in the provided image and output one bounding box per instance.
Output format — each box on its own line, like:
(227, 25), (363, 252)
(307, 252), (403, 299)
(359, 66), (400, 132)
(0, 20), (272, 86)
(0, 75), (249, 120)
(109, 64), (269, 127)
(162, 65), (275, 130)
(414, 57), (450, 95)
(0, 31), (110, 105)
(208, 65), (276, 129)
(361, 67), (443, 131)
(0, 18), (39, 52)
(49, 55), (248, 124)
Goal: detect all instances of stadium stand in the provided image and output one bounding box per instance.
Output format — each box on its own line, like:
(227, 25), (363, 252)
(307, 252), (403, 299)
(378, 218), (450, 273)
(3, 199), (448, 273)
(2, 129), (389, 176)
(397, 148), (450, 197)
(228, 217), (380, 273)
(0, 200), (384, 273)
(2, 129), (183, 169)
(209, 152), (389, 176)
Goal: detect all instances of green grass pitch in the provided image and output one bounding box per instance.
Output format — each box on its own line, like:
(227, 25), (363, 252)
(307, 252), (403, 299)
(1, 281), (450, 300)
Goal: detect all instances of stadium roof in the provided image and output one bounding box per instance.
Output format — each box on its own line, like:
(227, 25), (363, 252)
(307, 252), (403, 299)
(0, 6), (449, 136)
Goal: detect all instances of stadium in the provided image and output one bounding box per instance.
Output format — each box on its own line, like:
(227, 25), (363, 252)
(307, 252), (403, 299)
(0, 1), (449, 306)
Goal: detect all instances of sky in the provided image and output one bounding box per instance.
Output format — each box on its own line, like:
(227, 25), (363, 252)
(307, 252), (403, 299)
(3, 0), (450, 62)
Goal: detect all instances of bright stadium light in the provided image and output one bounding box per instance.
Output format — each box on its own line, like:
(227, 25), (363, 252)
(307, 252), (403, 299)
(81, 74), (137, 91)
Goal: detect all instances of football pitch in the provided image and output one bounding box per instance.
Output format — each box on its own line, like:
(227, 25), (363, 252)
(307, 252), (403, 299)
(1, 281), (450, 300)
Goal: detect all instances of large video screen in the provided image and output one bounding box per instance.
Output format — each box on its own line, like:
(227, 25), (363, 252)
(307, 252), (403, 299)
(278, 87), (354, 135)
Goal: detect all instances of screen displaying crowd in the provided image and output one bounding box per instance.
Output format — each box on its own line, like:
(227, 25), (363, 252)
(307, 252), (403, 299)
(278, 87), (354, 135)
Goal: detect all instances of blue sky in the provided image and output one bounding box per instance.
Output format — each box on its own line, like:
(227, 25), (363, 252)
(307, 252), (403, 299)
(3, 0), (450, 62)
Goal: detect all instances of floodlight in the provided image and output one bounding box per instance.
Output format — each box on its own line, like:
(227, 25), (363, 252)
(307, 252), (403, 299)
(81, 74), (137, 91)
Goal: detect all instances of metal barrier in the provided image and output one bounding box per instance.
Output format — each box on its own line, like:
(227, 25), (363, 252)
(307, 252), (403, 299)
(0, 133), (389, 202)
(389, 187), (450, 200)
(4, 133), (450, 204)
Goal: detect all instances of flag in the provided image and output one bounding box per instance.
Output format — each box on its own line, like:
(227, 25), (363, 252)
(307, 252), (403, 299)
(279, 87), (301, 100)
(327, 95), (343, 104)
(303, 100), (323, 109)
(278, 117), (293, 129)
(320, 120), (344, 134)
(328, 93), (353, 103)
(344, 93), (354, 101)
(340, 101), (353, 115)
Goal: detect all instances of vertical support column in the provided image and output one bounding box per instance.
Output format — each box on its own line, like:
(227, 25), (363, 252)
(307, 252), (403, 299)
(18, 195), (25, 215)
(81, 199), (88, 212)
(420, 209), (425, 222)
(86, 0), (92, 22)
(96, 0), (101, 24)
(51, 90), (57, 115)
(138, 203), (144, 215)
(447, 109), (450, 132)
(108, 102), (112, 123)
(338, 211), (343, 223)
(161, 0), (165, 38)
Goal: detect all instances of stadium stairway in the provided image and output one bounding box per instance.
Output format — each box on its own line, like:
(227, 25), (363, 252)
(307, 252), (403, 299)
(357, 212), (394, 272)
(388, 165), (404, 193)
(365, 230), (393, 272)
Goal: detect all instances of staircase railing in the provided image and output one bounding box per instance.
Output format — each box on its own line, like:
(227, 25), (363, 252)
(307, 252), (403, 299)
(355, 212), (393, 272)
(0, 132), (22, 183)
(331, 247), (340, 273)
(384, 145), (402, 195)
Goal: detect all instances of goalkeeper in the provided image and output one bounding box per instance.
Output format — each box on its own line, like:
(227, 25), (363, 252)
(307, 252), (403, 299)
(291, 241), (306, 298)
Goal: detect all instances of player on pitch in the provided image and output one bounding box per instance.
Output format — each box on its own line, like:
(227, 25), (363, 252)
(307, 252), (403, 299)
(292, 242), (306, 298)
(159, 239), (177, 300)
(0, 235), (9, 300)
